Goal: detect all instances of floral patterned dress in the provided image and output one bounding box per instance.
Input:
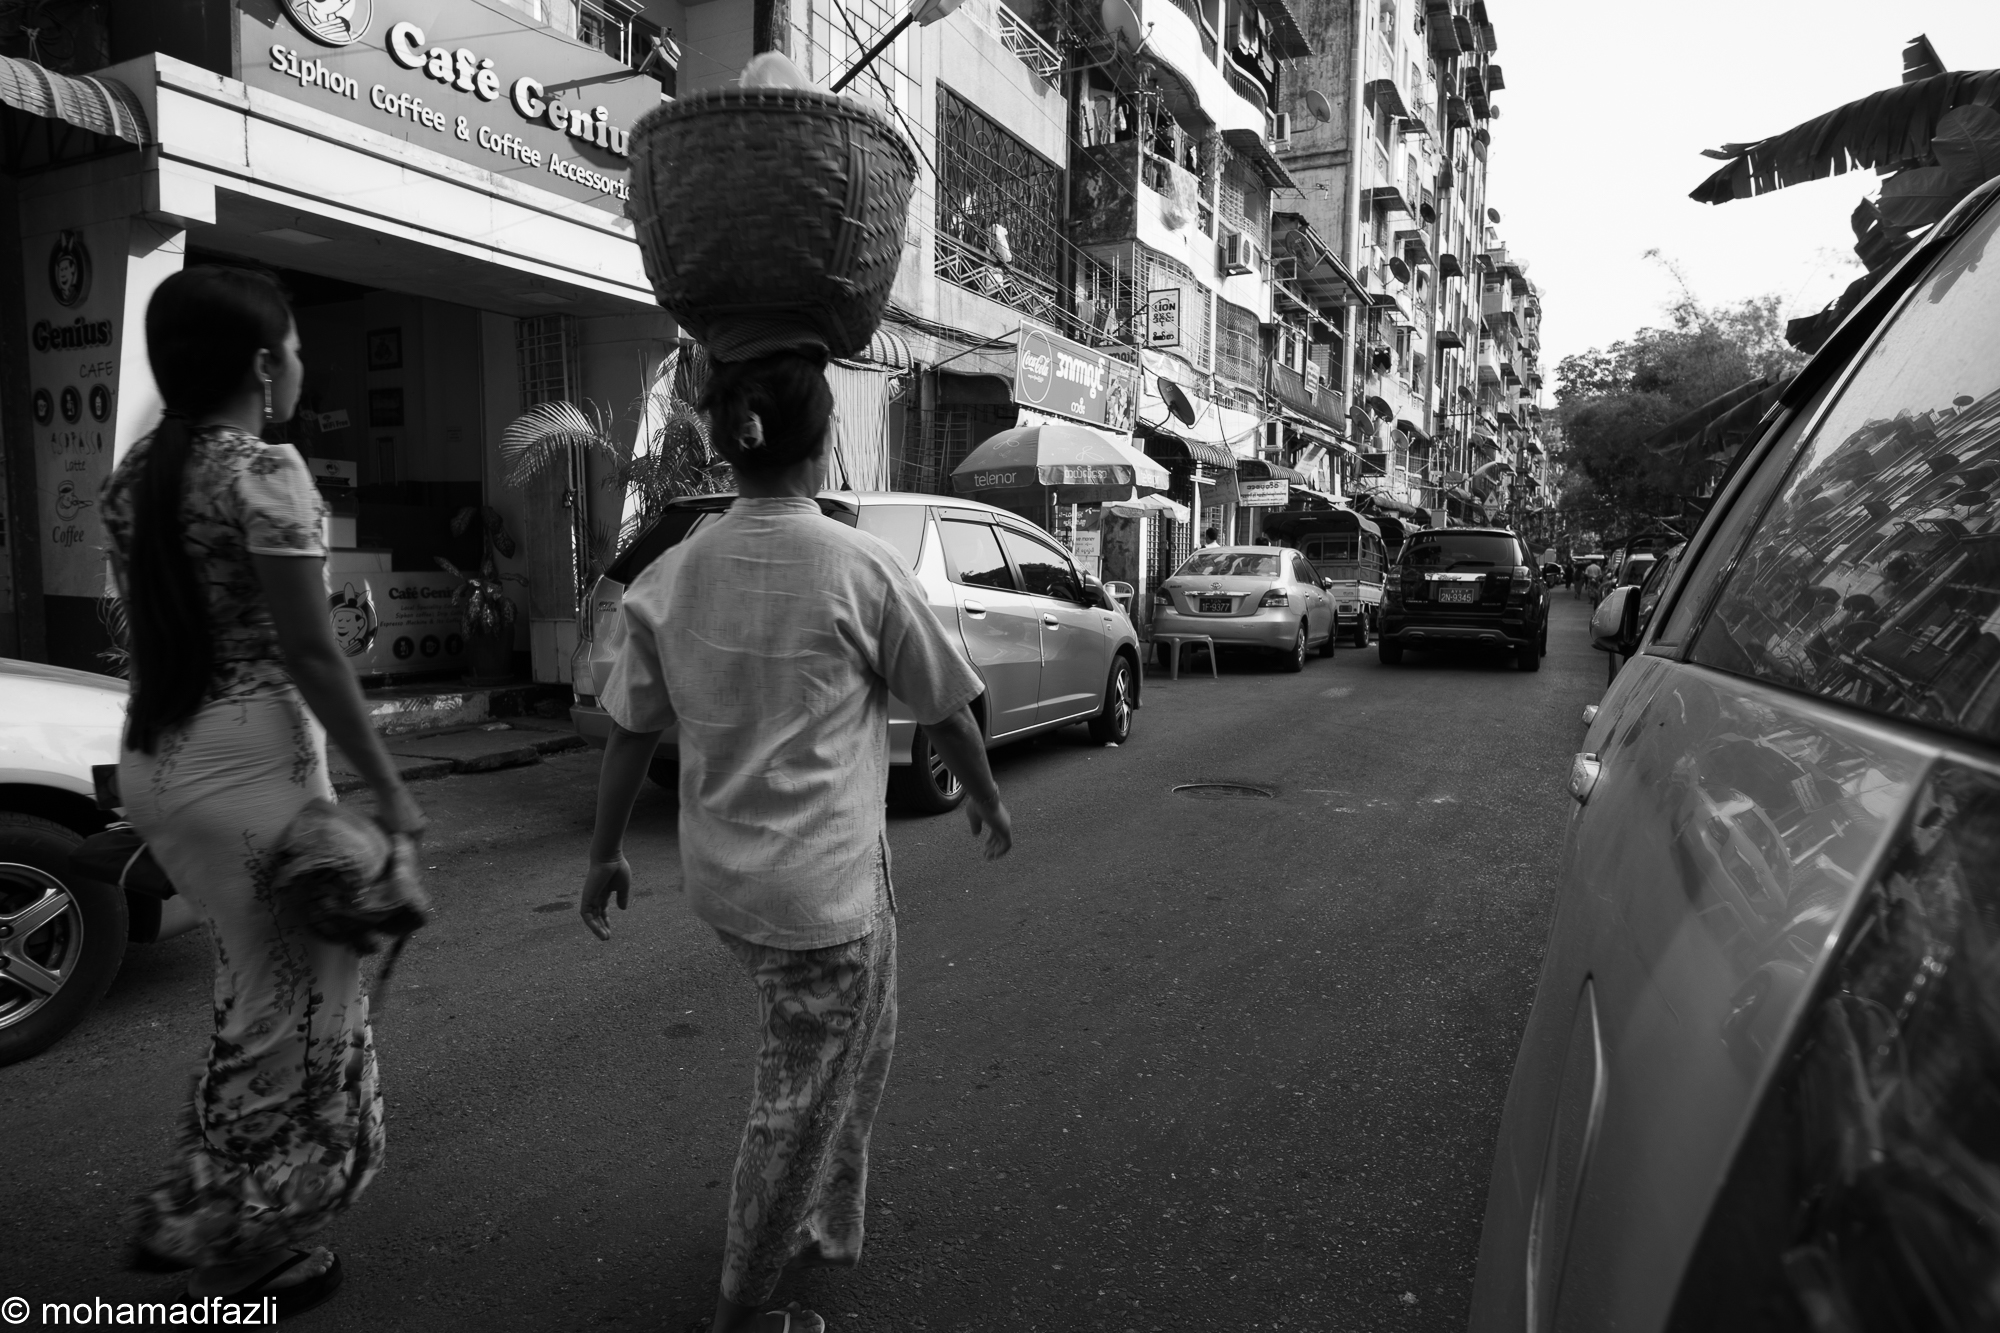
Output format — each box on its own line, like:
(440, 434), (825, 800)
(100, 425), (384, 1266)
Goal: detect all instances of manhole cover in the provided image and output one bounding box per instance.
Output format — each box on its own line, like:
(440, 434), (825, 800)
(1173, 782), (1276, 800)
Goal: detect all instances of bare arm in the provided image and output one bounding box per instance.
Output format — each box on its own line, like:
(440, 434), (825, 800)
(922, 705), (1011, 859)
(254, 554), (425, 836)
(580, 722), (663, 940)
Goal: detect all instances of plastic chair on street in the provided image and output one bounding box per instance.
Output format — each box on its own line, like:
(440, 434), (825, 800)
(1153, 634), (1218, 680)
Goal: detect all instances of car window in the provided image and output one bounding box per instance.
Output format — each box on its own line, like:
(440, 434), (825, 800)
(1688, 199), (2000, 743)
(938, 519), (1015, 592)
(855, 504), (927, 572)
(997, 525), (1084, 603)
(1177, 551), (1280, 578)
(1402, 533), (1520, 570)
(1291, 554), (1315, 585)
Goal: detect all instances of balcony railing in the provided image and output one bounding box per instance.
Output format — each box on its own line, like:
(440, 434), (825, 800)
(935, 231), (1067, 328)
(993, 2), (1061, 88)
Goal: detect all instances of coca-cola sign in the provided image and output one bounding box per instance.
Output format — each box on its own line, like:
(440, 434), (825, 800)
(1011, 326), (1137, 433)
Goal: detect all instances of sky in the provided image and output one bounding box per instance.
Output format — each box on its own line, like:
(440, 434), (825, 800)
(1483, 0), (1998, 390)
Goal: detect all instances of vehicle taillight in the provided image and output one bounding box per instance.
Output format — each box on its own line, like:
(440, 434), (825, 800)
(1509, 565), (1532, 601)
(1664, 761), (2000, 1331)
(1383, 582), (1402, 608)
(1259, 588), (1290, 608)
(1402, 569), (1425, 602)
(1153, 587), (1171, 608)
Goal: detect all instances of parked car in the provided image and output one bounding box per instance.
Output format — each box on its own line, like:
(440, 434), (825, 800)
(1263, 507), (1387, 646)
(1150, 544), (1339, 670)
(1376, 527), (1549, 670)
(1469, 177), (2000, 1331)
(571, 492), (1143, 813)
(0, 659), (199, 1065)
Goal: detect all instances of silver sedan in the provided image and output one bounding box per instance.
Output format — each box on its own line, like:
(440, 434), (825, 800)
(1150, 545), (1337, 672)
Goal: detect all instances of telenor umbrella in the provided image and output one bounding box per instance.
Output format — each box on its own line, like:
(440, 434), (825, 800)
(951, 421), (1169, 506)
(1106, 492), (1191, 524)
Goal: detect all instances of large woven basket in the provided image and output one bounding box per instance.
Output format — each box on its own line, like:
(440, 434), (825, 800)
(626, 87), (917, 361)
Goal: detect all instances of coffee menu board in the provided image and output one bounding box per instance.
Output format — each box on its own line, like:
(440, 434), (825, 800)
(239, 0), (662, 212)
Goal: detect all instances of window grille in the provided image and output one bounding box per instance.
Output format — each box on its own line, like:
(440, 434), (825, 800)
(1214, 299), (1261, 389)
(577, 0), (634, 63)
(516, 315), (576, 409)
(890, 407), (972, 496)
(937, 85), (1064, 303)
(806, 0), (914, 113)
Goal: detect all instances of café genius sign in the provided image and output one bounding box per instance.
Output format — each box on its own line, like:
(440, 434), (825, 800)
(244, 0), (658, 210)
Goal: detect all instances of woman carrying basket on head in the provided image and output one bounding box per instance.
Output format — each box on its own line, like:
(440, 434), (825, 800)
(102, 267), (426, 1318)
(580, 349), (1012, 1333)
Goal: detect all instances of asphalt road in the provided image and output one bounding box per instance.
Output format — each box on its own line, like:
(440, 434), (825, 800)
(6, 593), (1606, 1332)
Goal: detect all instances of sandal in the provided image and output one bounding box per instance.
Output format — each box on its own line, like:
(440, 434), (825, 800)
(685, 1304), (827, 1333)
(177, 1250), (345, 1322)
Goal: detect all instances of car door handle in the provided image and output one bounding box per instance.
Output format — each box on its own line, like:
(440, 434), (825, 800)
(1569, 752), (1601, 804)
(963, 601), (986, 617)
(1043, 615), (1060, 628)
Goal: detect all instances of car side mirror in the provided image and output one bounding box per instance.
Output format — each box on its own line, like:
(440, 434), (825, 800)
(1590, 585), (1641, 654)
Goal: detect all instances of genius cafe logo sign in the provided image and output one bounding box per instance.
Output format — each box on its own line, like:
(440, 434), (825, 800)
(281, 0), (373, 46)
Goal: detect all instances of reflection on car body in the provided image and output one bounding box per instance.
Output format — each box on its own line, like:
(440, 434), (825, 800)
(1472, 180), (2000, 1331)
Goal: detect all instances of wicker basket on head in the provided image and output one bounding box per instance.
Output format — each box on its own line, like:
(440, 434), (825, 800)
(626, 87), (917, 362)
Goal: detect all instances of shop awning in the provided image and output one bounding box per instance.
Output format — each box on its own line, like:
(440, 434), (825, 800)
(834, 327), (914, 371)
(1237, 458), (1306, 484)
(1144, 430), (1238, 471)
(0, 54), (149, 170)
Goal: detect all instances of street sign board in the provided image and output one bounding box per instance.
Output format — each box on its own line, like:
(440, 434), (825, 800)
(1146, 289), (1180, 348)
(1239, 479), (1289, 507)
(1013, 325), (1139, 433)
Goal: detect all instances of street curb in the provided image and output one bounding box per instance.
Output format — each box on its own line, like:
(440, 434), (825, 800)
(330, 731), (586, 794)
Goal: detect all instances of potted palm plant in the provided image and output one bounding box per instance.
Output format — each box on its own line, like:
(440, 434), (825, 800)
(436, 506), (526, 683)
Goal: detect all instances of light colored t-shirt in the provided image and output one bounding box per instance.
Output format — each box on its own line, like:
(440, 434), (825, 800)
(601, 497), (984, 949)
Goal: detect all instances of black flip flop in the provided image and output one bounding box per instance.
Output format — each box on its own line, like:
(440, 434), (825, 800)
(179, 1251), (345, 1322)
(684, 1305), (826, 1333)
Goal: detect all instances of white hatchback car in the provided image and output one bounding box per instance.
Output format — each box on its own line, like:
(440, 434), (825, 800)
(0, 658), (199, 1064)
(571, 492), (1144, 811)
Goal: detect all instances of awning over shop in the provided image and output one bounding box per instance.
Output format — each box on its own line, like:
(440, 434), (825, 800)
(0, 54), (149, 170)
(1237, 458), (1306, 484)
(834, 327), (915, 371)
(1292, 487), (1345, 510)
(1396, 418), (1433, 448)
(1144, 430), (1238, 470)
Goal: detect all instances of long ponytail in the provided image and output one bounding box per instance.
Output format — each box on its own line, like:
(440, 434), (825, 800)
(124, 267), (294, 753)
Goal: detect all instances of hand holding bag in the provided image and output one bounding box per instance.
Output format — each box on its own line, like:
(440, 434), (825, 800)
(271, 799), (431, 1003)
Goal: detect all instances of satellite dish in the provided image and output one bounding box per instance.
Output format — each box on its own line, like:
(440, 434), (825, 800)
(1303, 89), (1333, 124)
(1158, 377), (1195, 426)
(1487, 207), (1501, 223)
(1100, 0), (1150, 54)
(1387, 256), (1412, 284)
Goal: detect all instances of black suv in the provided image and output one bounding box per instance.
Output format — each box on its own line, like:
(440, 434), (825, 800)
(1376, 526), (1549, 671)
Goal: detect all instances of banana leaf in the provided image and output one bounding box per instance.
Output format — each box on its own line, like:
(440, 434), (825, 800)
(1691, 69), (2000, 204)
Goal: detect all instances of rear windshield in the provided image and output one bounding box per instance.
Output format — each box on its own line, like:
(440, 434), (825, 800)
(856, 504), (927, 571)
(1177, 552), (1281, 578)
(1402, 533), (1521, 570)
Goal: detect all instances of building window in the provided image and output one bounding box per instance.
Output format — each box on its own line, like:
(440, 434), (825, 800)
(937, 85), (1064, 300)
(1215, 300), (1261, 388)
(577, 0), (640, 63)
(517, 315), (577, 408)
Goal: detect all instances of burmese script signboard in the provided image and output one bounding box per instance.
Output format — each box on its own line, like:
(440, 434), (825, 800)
(239, 0), (661, 212)
(1012, 326), (1139, 433)
(328, 570), (471, 676)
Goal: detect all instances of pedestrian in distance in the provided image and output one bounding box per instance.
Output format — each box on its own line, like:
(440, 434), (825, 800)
(581, 348), (1013, 1333)
(1201, 526), (1221, 547)
(101, 267), (427, 1317)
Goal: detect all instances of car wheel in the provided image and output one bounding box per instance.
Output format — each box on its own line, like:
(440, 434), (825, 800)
(1379, 639), (1404, 665)
(1280, 622), (1307, 673)
(1518, 639), (1543, 672)
(1351, 614), (1373, 648)
(647, 748), (680, 789)
(0, 813), (126, 1067)
(1087, 657), (1135, 745)
(888, 727), (967, 814)
(1317, 619), (1338, 658)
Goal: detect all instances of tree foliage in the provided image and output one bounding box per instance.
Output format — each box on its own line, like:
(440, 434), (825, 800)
(1555, 289), (1803, 533)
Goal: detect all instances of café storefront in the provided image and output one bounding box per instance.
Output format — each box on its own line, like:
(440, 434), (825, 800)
(7, 0), (671, 682)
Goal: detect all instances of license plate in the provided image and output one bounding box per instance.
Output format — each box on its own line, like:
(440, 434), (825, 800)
(1198, 596), (1232, 613)
(1438, 583), (1476, 604)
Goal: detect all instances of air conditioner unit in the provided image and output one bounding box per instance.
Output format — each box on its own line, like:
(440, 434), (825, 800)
(1221, 231), (1254, 276)
(1272, 112), (1292, 146)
